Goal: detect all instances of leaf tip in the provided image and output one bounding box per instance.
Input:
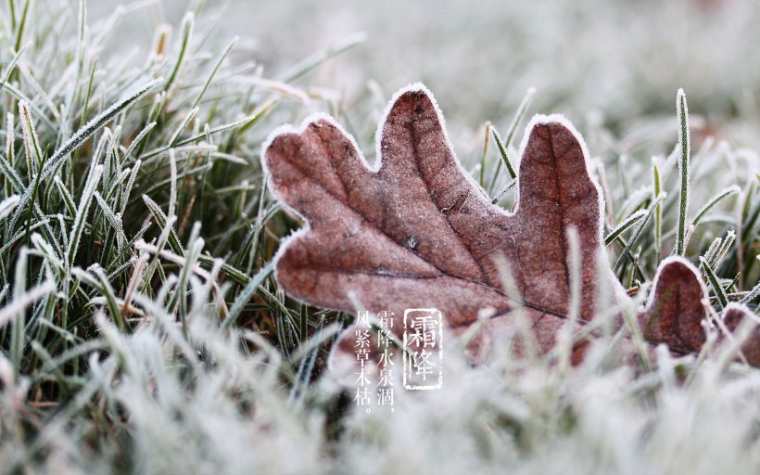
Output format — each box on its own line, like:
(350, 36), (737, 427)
(382, 82), (439, 120)
(520, 113), (590, 161)
(651, 256), (706, 296)
(261, 112), (342, 175)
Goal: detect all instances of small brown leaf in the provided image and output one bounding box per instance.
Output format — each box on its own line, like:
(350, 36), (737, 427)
(638, 257), (708, 354)
(263, 84), (621, 365)
(639, 258), (760, 366)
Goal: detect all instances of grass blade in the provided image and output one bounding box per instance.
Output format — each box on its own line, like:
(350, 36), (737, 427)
(699, 256), (728, 309)
(605, 209), (647, 245)
(674, 88), (690, 255)
(66, 165), (103, 265)
(223, 260), (274, 329)
(691, 185), (740, 227)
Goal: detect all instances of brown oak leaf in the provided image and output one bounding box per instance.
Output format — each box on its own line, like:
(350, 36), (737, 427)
(262, 84), (624, 367)
(639, 257), (760, 365)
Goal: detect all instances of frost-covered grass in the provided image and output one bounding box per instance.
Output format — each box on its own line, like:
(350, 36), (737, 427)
(0, 1), (758, 473)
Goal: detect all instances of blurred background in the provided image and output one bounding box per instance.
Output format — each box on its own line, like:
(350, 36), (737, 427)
(89, 0), (760, 150)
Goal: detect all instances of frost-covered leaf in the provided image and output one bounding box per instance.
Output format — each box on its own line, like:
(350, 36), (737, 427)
(263, 84), (621, 364)
(638, 257), (708, 354)
(639, 257), (760, 365)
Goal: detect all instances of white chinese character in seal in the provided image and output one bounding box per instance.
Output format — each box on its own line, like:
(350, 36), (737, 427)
(403, 309), (443, 391)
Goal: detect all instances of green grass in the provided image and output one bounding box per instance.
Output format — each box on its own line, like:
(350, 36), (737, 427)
(0, 1), (758, 473)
